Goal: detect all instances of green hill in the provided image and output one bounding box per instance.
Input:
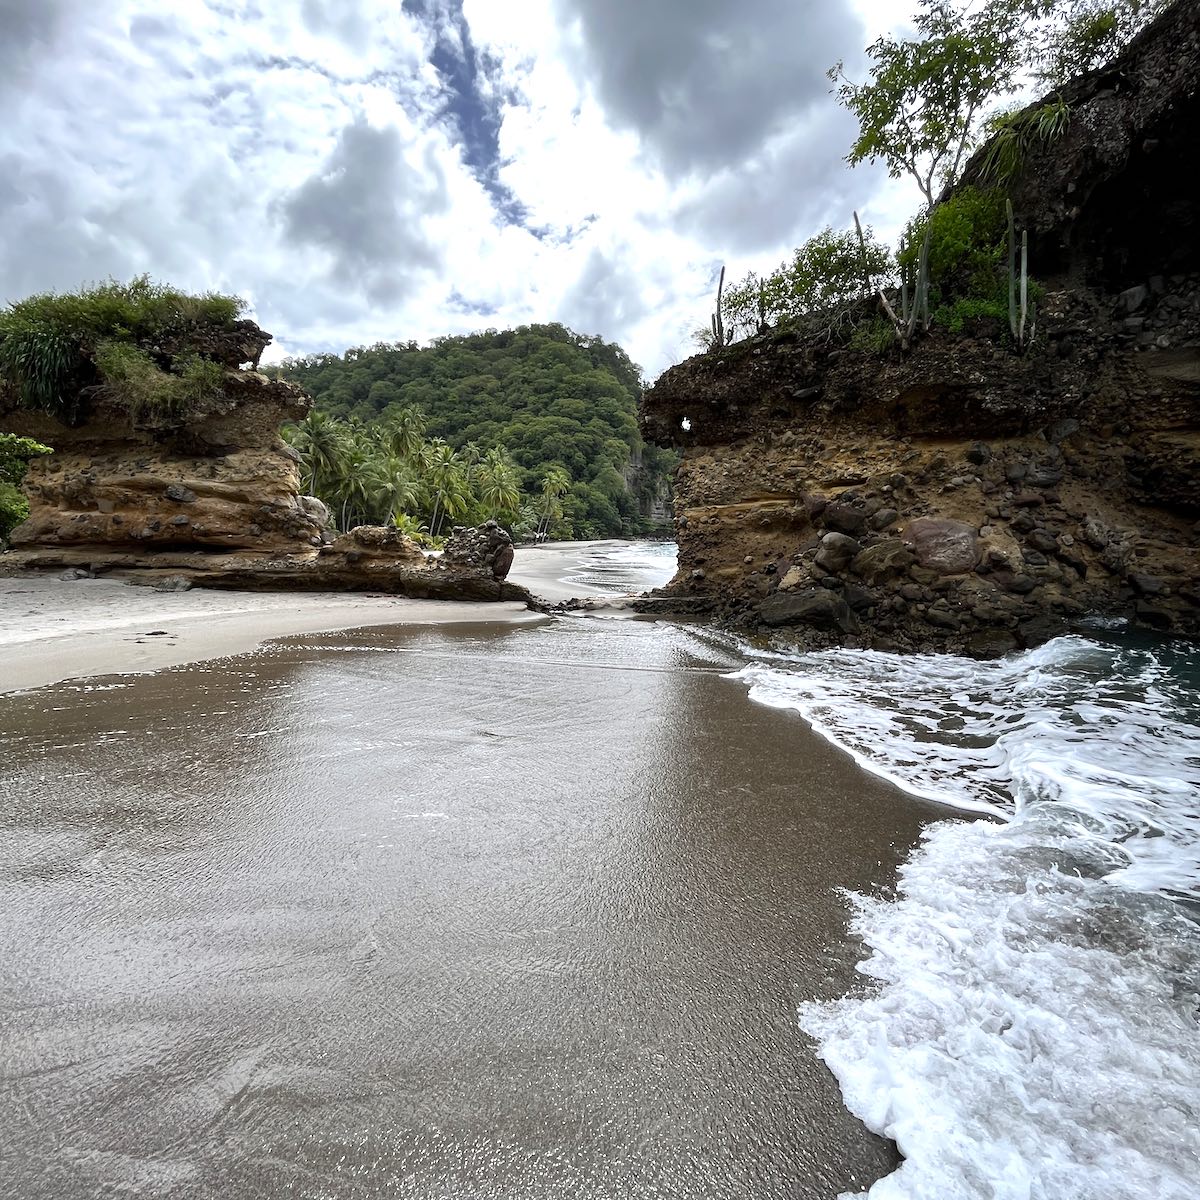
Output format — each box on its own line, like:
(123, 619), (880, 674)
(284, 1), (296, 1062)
(276, 324), (676, 541)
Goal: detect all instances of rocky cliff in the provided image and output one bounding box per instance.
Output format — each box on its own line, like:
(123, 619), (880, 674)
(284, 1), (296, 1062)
(0, 322), (527, 602)
(640, 4), (1199, 656)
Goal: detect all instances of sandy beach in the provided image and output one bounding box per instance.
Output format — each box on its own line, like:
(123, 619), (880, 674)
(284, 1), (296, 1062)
(0, 542), (643, 695)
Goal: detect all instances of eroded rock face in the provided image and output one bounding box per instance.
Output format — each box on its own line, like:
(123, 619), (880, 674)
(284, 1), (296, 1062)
(0, 323), (527, 604)
(636, 3), (1200, 656)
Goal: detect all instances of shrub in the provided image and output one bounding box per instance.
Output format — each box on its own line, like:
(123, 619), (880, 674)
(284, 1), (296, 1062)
(930, 296), (1008, 333)
(0, 432), (53, 545)
(724, 224), (894, 334)
(0, 276), (245, 421)
(93, 341), (226, 424)
(978, 97), (1071, 183)
(898, 185), (1008, 302)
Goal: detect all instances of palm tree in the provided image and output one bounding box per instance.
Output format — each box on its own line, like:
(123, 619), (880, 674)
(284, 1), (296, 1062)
(383, 406), (426, 462)
(537, 466), (571, 540)
(477, 447), (522, 519)
(423, 440), (469, 538)
(290, 410), (346, 496)
(362, 455), (420, 525)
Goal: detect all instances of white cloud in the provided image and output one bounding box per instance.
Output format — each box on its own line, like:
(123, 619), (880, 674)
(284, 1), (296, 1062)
(0, 0), (924, 380)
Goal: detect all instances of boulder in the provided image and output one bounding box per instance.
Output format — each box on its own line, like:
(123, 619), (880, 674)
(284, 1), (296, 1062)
(852, 539), (915, 584)
(759, 588), (859, 632)
(814, 531), (861, 573)
(902, 517), (980, 575)
(822, 501), (868, 537)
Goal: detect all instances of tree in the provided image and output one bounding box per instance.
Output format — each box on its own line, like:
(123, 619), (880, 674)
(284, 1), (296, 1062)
(830, 0), (1022, 211)
(424, 440), (468, 538)
(537, 466), (572, 540)
(723, 225), (894, 332)
(290, 409), (347, 496)
(477, 447), (522, 519)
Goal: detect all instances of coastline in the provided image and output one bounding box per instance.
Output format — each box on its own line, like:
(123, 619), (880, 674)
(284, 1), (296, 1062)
(0, 541), (656, 694)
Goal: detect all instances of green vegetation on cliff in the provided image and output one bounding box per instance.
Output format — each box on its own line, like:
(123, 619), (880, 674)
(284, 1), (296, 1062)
(715, 0), (1167, 352)
(0, 277), (243, 423)
(277, 324), (676, 541)
(0, 433), (52, 546)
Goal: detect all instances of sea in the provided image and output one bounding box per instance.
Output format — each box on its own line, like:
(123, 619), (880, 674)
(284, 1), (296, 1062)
(1, 539), (1196, 1199)
(539, 539), (1200, 1198)
(732, 620), (1200, 1198)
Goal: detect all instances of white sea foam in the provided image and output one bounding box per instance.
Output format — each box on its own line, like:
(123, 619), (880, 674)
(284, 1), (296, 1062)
(730, 635), (1200, 1199)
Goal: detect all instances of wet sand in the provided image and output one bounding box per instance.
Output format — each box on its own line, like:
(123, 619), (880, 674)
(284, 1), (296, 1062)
(0, 617), (943, 1199)
(0, 535), (625, 694)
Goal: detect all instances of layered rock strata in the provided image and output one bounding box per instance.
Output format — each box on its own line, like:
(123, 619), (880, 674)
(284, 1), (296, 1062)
(1, 324), (527, 602)
(640, 290), (1199, 655)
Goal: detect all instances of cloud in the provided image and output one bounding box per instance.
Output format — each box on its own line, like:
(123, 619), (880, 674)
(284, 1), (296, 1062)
(282, 119), (449, 303)
(0, 0), (916, 380)
(552, 0), (864, 176)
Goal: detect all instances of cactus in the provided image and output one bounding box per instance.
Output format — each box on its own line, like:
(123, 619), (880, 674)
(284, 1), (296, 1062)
(709, 266), (734, 348)
(859, 208), (929, 350)
(1007, 200), (1035, 350)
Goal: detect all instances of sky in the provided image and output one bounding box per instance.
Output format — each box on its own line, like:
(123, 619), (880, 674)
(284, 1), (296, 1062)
(0, 0), (919, 380)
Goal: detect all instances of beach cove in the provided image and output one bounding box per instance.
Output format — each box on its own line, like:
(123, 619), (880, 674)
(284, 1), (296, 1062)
(0, 543), (949, 1199)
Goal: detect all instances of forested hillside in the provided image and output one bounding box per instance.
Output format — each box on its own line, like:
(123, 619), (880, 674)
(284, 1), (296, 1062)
(275, 324), (676, 542)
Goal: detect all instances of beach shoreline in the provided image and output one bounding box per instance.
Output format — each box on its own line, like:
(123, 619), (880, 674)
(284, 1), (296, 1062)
(0, 541), (671, 694)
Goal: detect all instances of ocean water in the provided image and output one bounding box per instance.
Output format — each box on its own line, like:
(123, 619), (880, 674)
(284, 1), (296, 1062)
(731, 633), (1200, 1200)
(562, 539), (678, 594)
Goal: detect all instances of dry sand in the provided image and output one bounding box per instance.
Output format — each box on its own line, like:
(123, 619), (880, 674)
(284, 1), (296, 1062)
(0, 543), (628, 694)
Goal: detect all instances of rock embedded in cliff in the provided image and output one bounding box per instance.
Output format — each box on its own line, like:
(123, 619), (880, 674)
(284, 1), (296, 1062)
(759, 588), (859, 633)
(902, 518), (980, 575)
(852, 539), (916, 585)
(822, 502), (868, 538)
(814, 532), (861, 573)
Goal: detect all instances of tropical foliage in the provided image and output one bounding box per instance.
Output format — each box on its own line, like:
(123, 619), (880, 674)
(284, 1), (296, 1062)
(712, 0), (1162, 354)
(0, 276), (242, 423)
(277, 324), (676, 540)
(721, 225), (894, 337)
(0, 432), (53, 546)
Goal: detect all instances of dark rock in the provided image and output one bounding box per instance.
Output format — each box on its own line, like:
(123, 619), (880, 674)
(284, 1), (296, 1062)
(759, 588), (859, 633)
(1026, 465), (1064, 488)
(165, 484), (197, 504)
(1001, 573), (1038, 594)
(1134, 601), (1174, 630)
(823, 502), (868, 537)
(1012, 492), (1045, 507)
(1022, 549), (1049, 566)
(170, 515), (190, 527)
(1129, 573), (1164, 596)
(869, 507), (899, 531)
(1116, 284), (1149, 314)
(966, 442), (992, 465)
(1027, 528), (1059, 554)
(815, 531), (862, 573)
(924, 607), (960, 629)
(967, 630), (1019, 658)
(1006, 464), (1028, 484)
(1017, 615), (1067, 647)
(852, 539), (914, 584)
(842, 583), (875, 612)
(902, 517), (980, 575)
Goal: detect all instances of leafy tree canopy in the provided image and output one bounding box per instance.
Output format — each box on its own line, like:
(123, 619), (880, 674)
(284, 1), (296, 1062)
(0, 432), (53, 545)
(277, 324), (676, 541)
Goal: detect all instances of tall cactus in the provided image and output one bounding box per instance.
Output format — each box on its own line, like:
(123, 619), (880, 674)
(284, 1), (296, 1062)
(709, 265), (734, 348)
(1007, 200), (1035, 350)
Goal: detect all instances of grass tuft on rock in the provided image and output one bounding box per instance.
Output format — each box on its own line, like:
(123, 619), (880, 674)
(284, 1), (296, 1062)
(0, 275), (245, 423)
